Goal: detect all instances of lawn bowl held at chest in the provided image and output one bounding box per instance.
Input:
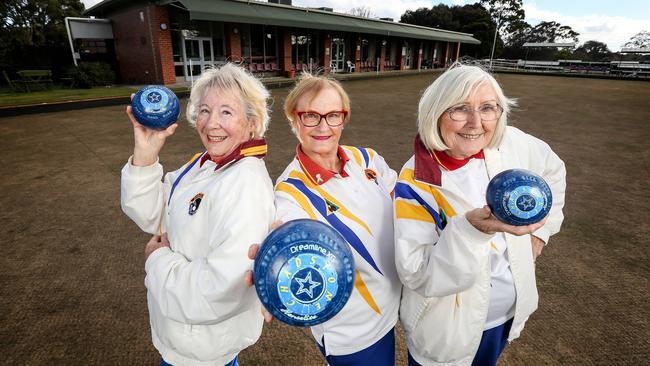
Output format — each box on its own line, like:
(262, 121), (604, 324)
(486, 169), (553, 226)
(254, 219), (355, 327)
(130, 85), (180, 130)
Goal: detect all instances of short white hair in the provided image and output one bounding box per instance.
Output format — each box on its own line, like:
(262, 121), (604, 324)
(185, 63), (271, 138)
(418, 63), (516, 151)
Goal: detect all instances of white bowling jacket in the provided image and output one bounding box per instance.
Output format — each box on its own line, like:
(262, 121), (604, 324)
(121, 140), (274, 366)
(394, 127), (566, 366)
(274, 145), (401, 356)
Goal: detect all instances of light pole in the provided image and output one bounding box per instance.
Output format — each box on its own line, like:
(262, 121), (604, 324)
(489, 5), (503, 70)
(489, 19), (500, 70)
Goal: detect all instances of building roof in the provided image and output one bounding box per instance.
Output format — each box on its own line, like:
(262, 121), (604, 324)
(86, 0), (480, 44)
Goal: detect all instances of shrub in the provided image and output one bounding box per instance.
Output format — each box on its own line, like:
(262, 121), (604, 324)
(68, 62), (116, 88)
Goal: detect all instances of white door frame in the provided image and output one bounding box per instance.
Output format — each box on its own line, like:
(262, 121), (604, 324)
(178, 36), (214, 82)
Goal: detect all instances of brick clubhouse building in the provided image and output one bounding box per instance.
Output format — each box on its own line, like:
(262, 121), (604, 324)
(84, 0), (480, 85)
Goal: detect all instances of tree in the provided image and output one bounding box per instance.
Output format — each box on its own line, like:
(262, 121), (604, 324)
(479, 0), (525, 41)
(400, 4), (497, 57)
(1, 0), (86, 79)
(501, 21), (579, 60)
(573, 40), (611, 61)
(526, 21), (579, 43)
(348, 6), (375, 19)
(401, 5), (456, 30)
(479, 0), (525, 63)
(624, 30), (650, 48)
(1, 0), (85, 46)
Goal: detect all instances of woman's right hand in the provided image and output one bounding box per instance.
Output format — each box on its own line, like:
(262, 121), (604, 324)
(466, 205), (546, 236)
(127, 94), (178, 167)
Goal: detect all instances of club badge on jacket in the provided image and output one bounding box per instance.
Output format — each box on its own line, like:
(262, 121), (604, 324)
(189, 193), (204, 215)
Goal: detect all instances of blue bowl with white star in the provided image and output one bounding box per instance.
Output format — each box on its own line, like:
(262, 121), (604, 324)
(486, 169), (552, 226)
(254, 219), (355, 327)
(131, 85), (180, 130)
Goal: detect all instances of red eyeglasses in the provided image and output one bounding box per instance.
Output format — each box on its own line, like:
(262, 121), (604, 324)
(296, 110), (348, 127)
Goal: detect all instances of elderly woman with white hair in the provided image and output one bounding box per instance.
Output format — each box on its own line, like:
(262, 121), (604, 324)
(394, 64), (566, 366)
(120, 63), (275, 366)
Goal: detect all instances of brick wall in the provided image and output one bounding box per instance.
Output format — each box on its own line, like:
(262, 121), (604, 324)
(224, 23), (242, 60)
(150, 6), (175, 84)
(279, 28), (293, 77)
(320, 32), (331, 75)
(110, 5), (174, 85)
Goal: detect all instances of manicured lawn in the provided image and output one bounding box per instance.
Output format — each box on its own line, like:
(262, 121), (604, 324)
(0, 85), (189, 107)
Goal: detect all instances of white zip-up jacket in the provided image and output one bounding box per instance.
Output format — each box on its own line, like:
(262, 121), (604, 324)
(121, 143), (274, 366)
(394, 127), (566, 366)
(274, 145), (401, 356)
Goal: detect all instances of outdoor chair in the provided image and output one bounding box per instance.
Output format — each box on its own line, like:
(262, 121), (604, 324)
(346, 60), (355, 72)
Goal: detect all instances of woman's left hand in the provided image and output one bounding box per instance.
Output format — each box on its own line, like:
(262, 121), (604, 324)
(145, 233), (171, 260)
(466, 206), (547, 236)
(531, 235), (545, 261)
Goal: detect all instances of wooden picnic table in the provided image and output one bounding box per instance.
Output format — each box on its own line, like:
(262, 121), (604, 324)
(17, 70), (53, 92)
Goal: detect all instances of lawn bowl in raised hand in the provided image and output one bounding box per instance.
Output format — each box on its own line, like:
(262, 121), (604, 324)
(254, 219), (355, 327)
(131, 85), (180, 130)
(486, 169), (552, 226)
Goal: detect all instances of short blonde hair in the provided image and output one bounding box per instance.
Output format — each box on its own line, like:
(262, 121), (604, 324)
(418, 64), (515, 151)
(186, 63), (271, 138)
(283, 73), (351, 134)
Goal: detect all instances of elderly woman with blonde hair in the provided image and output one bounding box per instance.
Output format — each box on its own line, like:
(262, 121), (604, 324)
(120, 63), (275, 366)
(254, 73), (401, 365)
(394, 64), (566, 366)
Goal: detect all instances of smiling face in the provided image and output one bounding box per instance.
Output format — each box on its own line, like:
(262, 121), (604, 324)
(439, 82), (499, 159)
(195, 88), (253, 161)
(293, 86), (345, 157)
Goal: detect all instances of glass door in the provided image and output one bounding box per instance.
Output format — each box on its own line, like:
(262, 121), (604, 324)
(181, 36), (214, 82)
(405, 42), (413, 69)
(331, 38), (345, 72)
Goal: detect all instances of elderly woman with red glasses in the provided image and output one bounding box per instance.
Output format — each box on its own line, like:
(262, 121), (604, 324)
(267, 74), (401, 365)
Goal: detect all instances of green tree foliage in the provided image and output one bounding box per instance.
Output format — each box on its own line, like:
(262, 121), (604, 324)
(526, 21), (579, 43)
(400, 4), (498, 57)
(1, 0), (85, 79)
(573, 40), (611, 61)
(479, 0), (525, 41)
(624, 30), (650, 48)
(502, 21), (579, 60)
(1, 0), (85, 46)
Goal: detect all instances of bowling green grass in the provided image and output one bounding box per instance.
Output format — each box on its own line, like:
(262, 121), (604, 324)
(0, 85), (189, 107)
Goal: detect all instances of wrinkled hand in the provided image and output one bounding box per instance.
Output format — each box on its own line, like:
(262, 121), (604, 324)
(127, 94), (178, 167)
(531, 235), (545, 262)
(466, 206), (547, 236)
(244, 220), (283, 323)
(145, 233), (171, 261)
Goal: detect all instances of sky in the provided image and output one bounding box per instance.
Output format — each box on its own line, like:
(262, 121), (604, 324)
(81, 0), (650, 50)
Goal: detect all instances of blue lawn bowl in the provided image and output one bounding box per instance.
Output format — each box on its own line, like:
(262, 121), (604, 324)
(131, 85), (180, 130)
(486, 169), (553, 226)
(254, 219), (355, 327)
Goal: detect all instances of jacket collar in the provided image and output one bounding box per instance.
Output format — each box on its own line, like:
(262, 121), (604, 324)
(296, 144), (350, 185)
(200, 138), (267, 170)
(413, 134), (485, 186)
(432, 148), (484, 171)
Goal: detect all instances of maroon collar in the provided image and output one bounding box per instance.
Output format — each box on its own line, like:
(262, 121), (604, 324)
(296, 144), (350, 185)
(414, 134), (443, 186)
(414, 134), (485, 186)
(199, 139), (267, 170)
